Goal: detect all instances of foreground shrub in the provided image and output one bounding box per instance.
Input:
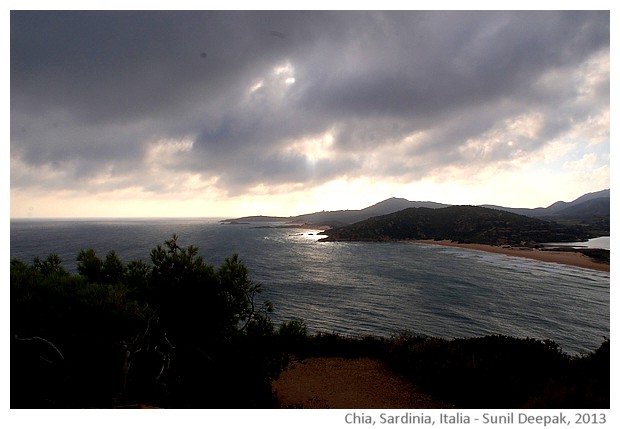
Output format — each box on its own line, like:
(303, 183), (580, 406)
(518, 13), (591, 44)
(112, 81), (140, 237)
(384, 335), (569, 407)
(305, 332), (389, 358)
(523, 339), (609, 408)
(384, 333), (609, 408)
(11, 236), (288, 408)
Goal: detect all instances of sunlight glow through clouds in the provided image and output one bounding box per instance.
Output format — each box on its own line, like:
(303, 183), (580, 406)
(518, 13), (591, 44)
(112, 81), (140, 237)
(285, 131), (335, 163)
(248, 80), (264, 94)
(245, 61), (296, 101)
(146, 137), (194, 161)
(458, 112), (545, 162)
(9, 11), (609, 218)
(275, 61), (296, 87)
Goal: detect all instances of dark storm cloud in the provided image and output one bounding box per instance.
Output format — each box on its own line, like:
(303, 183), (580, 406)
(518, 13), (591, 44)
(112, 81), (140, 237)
(10, 10), (609, 195)
(11, 11), (331, 123)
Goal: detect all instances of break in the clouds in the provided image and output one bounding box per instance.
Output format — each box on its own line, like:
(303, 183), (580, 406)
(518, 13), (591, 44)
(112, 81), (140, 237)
(10, 10), (610, 216)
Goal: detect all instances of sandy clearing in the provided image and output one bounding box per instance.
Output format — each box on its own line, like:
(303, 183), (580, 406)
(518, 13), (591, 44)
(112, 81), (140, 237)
(272, 357), (452, 409)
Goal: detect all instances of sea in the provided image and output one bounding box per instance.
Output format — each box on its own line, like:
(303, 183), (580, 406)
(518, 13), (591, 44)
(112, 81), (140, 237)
(9, 218), (610, 355)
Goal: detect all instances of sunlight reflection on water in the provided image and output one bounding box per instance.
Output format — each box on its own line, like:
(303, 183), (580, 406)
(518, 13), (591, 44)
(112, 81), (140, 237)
(11, 219), (609, 355)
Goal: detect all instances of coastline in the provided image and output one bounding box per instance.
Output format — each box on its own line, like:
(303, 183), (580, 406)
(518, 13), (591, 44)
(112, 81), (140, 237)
(415, 240), (610, 272)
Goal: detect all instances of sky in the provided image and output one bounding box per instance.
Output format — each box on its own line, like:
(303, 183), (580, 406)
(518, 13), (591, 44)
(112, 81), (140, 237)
(9, 9), (611, 218)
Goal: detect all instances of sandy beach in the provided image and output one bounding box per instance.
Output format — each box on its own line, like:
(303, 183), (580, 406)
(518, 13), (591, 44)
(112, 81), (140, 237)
(416, 240), (610, 272)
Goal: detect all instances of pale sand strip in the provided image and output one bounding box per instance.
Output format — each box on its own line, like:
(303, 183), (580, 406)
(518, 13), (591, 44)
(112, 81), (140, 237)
(415, 240), (609, 272)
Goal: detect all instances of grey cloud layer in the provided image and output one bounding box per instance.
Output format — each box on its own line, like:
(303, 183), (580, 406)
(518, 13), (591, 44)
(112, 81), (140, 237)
(11, 11), (609, 195)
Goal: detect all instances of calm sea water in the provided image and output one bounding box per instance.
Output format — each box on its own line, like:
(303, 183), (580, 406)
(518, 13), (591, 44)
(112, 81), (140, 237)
(10, 218), (610, 355)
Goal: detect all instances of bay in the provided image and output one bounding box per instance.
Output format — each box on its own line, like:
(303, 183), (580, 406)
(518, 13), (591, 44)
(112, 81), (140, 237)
(10, 218), (610, 355)
(544, 236), (610, 250)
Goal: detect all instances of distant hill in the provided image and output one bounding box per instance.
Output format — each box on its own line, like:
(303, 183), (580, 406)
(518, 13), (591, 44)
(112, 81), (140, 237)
(319, 205), (592, 246)
(360, 197), (448, 216)
(482, 189), (610, 217)
(545, 189), (610, 214)
(483, 189), (610, 236)
(221, 197), (448, 227)
(292, 197), (449, 226)
(554, 197), (610, 218)
(222, 189), (609, 235)
(220, 215), (289, 224)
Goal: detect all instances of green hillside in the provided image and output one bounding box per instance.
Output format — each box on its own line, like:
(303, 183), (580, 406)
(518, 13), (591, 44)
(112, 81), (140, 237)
(319, 205), (592, 246)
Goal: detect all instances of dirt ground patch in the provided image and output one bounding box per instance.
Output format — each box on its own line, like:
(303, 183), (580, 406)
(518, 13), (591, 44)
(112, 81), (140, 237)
(271, 356), (452, 409)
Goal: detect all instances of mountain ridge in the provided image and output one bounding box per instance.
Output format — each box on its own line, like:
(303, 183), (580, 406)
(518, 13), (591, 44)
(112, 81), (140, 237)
(222, 189), (609, 233)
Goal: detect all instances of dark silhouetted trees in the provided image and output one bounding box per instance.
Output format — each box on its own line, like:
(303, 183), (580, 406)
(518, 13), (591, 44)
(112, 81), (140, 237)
(11, 236), (289, 408)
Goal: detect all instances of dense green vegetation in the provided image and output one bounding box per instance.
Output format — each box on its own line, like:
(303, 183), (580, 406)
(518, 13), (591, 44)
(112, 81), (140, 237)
(320, 205), (594, 245)
(11, 236), (609, 409)
(11, 236), (299, 408)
